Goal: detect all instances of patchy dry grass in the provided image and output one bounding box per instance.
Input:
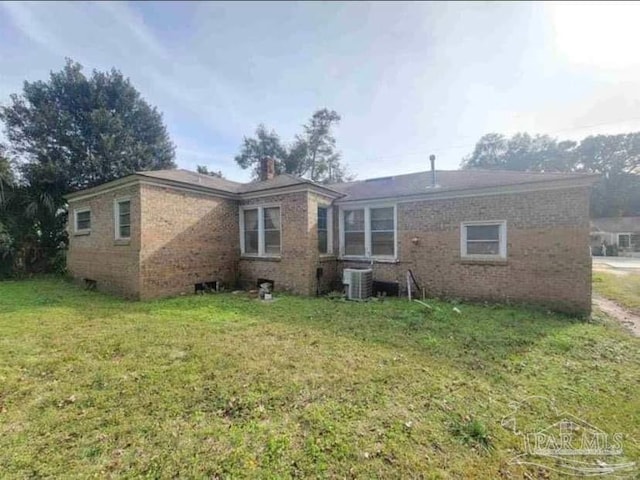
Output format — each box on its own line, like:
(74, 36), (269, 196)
(0, 278), (638, 478)
(593, 271), (640, 315)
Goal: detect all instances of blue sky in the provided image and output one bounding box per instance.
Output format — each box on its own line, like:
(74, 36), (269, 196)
(2, 2), (640, 182)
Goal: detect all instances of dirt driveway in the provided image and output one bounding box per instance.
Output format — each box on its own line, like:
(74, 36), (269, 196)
(593, 295), (640, 337)
(592, 257), (640, 337)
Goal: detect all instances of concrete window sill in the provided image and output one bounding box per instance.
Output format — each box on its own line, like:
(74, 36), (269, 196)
(319, 254), (337, 261)
(338, 257), (399, 264)
(73, 231), (91, 236)
(240, 255), (281, 262)
(113, 239), (131, 246)
(459, 257), (508, 266)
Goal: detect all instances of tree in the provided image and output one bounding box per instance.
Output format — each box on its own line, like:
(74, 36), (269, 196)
(1, 59), (175, 192)
(297, 109), (343, 182)
(574, 134), (640, 217)
(196, 165), (224, 178)
(460, 133), (508, 170)
(234, 124), (288, 178)
(0, 146), (16, 276)
(462, 131), (640, 217)
(573, 134), (640, 175)
(461, 132), (573, 172)
(0, 145), (13, 205)
(0, 59), (176, 273)
(234, 109), (351, 183)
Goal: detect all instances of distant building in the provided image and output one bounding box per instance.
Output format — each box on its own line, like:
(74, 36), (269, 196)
(590, 217), (640, 257)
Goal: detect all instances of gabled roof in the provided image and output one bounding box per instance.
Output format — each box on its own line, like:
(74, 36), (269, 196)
(329, 169), (599, 202)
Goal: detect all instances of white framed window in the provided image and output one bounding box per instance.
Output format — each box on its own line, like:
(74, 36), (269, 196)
(339, 204), (397, 259)
(263, 206), (281, 255)
(317, 206), (333, 255)
(461, 220), (507, 260)
(370, 207), (395, 256)
(240, 205), (281, 257)
(114, 198), (131, 240)
(343, 208), (366, 256)
(243, 208), (259, 254)
(74, 208), (91, 233)
(618, 233), (631, 248)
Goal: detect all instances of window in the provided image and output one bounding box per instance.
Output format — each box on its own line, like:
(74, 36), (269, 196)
(371, 207), (394, 256)
(115, 199), (131, 240)
(461, 221), (507, 259)
(74, 209), (91, 232)
(341, 205), (396, 258)
(240, 206), (281, 256)
(344, 209), (365, 256)
(243, 209), (259, 254)
(317, 206), (331, 254)
(618, 234), (631, 248)
(263, 207), (281, 255)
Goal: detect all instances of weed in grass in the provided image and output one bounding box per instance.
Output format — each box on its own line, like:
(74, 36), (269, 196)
(450, 417), (493, 452)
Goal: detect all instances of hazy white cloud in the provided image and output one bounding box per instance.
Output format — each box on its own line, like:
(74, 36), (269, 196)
(498, 3), (640, 141)
(2, 2), (640, 180)
(94, 2), (169, 61)
(1, 1), (68, 56)
(549, 2), (640, 73)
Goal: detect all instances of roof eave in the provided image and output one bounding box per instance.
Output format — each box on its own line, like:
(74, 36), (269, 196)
(65, 174), (240, 202)
(335, 174), (600, 204)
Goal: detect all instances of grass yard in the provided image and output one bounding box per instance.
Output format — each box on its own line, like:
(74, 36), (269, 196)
(593, 270), (640, 315)
(1, 278), (639, 478)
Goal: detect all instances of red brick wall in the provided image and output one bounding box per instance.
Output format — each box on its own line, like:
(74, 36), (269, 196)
(339, 186), (592, 314)
(67, 184), (141, 298)
(138, 184), (239, 299)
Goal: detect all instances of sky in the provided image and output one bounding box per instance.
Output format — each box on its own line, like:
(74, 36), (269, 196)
(2, 1), (640, 182)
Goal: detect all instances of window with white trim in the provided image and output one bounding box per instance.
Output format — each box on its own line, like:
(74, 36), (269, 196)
(115, 199), (131, 239)
(618, 233), (630, 248)
(243, 209), (259, 254)
(240, 206), (281, 256)
(461, 221), (507, 259)
(74, 208), (91, 232)
(263, 207), (281, 255)
(343, 209), (366, 256)
(341, 205), (396, 258)
(317, 206), (332, 254)
(370, 207), (394, 256)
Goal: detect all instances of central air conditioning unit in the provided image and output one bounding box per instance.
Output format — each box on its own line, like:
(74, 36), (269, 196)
(343, 268), (373, 301)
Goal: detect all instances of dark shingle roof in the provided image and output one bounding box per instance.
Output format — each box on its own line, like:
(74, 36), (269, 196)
(138, 170), (342, 196)
(238, 174), (308, 193)
(329, 169), (599, 201)
(67, 168), (598, 201)
(137, 169), (244, 193)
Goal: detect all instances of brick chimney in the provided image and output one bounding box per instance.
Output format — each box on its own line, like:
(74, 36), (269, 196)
(259, 157), (276, 181)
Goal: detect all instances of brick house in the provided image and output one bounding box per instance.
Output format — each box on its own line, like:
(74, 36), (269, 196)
(65, 158), (598, 313)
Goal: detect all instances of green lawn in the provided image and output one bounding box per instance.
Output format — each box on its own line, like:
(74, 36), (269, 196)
(593, 271), (640, 315)
(0, 278), (638, 478)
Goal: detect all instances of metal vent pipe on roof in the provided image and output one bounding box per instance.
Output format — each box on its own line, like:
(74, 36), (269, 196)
(429, 154), (437, 188)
